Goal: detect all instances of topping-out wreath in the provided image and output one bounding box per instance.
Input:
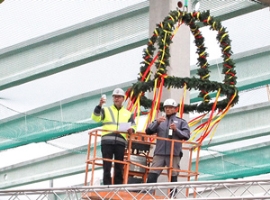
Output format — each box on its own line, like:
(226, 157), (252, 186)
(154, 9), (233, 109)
(126, 10), (238, 114)
(125, 8), (239, 143)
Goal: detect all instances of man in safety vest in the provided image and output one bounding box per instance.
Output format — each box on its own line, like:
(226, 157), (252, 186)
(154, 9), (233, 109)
(91, 88), (136, 185)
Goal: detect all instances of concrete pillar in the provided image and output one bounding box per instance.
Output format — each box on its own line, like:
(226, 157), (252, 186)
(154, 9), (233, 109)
(149, 0), (190, 106)
(149, 0), (191, 185)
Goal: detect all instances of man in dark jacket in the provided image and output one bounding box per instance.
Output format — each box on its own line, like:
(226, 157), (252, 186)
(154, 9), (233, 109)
(145, 98), (190, 196)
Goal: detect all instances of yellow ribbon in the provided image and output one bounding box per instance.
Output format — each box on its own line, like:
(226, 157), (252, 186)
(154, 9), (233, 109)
(220, 33), (228, 42)
(202, 74), (210, 79)
(179, 83), (187, 118)
(169, 15), (175, 22)
(223, 45), (231, 52)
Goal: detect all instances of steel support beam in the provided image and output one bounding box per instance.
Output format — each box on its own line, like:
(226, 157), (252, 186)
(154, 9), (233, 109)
(0, 1), (265, 91)
(1, 45), (269, 125)
(200, 102), (270, 147)
(0, 145), (101, 189)
(193, 143), (270, 180)
(0, 2), (149, 91)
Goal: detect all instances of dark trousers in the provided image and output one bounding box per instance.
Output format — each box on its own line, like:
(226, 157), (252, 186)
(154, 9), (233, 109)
(101, 144), (125, 185)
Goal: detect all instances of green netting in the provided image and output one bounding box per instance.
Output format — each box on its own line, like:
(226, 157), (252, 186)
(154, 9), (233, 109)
(0, 115), (101, 151)
(1, 93), (270, 181)
(0, 93), (105, 151)
(192, 144), (270, 180)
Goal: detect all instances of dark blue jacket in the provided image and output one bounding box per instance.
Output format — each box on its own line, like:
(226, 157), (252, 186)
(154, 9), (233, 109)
(145, 113), (190, 156)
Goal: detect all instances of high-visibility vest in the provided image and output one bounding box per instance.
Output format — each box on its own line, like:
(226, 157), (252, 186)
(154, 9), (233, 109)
(92, 105), (136, 139)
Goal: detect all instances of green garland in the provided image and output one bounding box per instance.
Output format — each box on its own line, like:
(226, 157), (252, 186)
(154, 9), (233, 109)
(127, 10), (238, 113)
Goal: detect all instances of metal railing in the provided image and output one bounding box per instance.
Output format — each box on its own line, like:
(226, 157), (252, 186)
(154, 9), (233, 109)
(85, 130), (201, 188)
(0, 179), (270, 199)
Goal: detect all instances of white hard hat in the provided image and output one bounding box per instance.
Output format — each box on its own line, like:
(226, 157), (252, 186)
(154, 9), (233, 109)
(112, 88), (125, 97)
(163, 98), (177, 107)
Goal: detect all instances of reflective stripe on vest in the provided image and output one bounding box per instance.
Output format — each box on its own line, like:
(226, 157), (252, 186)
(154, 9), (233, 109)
(101, 107), (129, 139)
